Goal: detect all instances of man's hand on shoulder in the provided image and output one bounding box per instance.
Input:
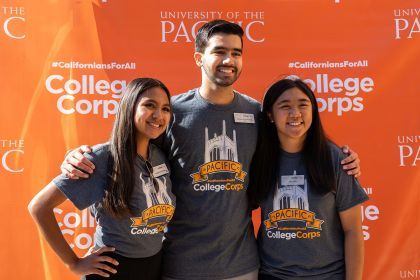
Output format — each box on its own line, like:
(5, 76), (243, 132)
(61, 145), (95, 179)
(341, 145), (361, 178)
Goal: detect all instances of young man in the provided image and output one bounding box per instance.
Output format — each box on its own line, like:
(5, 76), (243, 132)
(61, 20), (361, 280)
(159, 21), (260, 279)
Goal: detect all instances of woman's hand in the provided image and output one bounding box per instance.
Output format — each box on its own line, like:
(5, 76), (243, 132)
(69, 247), (119, 277)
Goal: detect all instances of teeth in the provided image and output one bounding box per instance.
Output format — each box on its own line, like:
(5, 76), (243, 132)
(288, 122), (302, 126)
(148, 122), (160, 128)
(219, 68), (233, 73)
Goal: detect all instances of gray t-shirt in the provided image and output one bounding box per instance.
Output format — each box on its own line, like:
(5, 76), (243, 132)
(161, 89), (260, 279)
(258, 144), (368, 279)
(54, 143), (176, 258)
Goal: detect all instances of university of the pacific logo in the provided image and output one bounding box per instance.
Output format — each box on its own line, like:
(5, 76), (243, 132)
(264, 171), (324, 231)
(190, 120), (246, 190)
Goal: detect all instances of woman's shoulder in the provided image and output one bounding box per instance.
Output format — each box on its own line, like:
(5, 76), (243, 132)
(84, 142), (110, 162)
(327, 141), (347, 166)
(90, 142), (109, 152)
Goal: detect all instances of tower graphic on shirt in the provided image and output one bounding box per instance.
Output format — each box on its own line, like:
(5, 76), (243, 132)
(139, 174), (172, 207)
(264, 170), (324, 231)
(273, 170), (309, 211)
(190, 120), (246, 188)
(205, 120), (238, 162)
(129, 174), (174, 232)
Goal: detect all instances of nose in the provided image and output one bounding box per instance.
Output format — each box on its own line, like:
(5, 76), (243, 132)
(152, 109), (162, 119)
(222, 53), (234, 65)
(289, 107), (301, 117)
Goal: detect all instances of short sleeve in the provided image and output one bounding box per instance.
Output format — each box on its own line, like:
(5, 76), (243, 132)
(332, 145), (369, 212)
(53, 144), (110, 210)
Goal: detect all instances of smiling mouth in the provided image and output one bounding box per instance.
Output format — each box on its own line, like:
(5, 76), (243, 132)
(147, 122), (164, 129)
(217, 67), (236, 74)
(287, 121), (303, 126)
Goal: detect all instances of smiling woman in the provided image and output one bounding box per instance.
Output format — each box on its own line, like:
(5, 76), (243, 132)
(268, 87), (313, 153)
(133, 87), (172, 157)
(28, 78), (176, 280)
(248, 78), (368, 280)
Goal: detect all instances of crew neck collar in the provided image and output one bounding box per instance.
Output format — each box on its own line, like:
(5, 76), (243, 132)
(193, 88), (239, 111)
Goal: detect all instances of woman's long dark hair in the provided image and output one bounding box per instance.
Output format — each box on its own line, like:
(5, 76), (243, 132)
(248, 78), (335, 207)
(102, 78), (171, 217)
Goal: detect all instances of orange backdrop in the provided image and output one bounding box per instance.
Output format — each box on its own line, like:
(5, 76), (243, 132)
(1, 0), (419, 279)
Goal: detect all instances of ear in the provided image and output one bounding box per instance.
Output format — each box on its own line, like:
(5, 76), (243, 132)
(194, 52), (203, 67)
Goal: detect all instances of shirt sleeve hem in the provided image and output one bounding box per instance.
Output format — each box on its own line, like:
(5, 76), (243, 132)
(337, 195), (369, 212)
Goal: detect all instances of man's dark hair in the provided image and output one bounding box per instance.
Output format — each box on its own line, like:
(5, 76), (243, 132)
(195, 20), (244, 52)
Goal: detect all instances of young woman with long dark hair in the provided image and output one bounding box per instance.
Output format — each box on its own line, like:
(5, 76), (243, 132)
(28, 78), (175, 280)
(248, 78), (368, 280)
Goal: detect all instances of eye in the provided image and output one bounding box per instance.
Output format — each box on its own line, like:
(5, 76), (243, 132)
(162, 106), (171, 113)
(144, 102), (156, 109)
(280, 105), (290, 110)
(232, 52), (242, 57)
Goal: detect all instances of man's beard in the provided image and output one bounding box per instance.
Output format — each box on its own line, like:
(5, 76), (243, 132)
(203, 64), (241, 87)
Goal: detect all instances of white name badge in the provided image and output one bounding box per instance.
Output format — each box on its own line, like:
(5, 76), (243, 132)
(281, 175), (304, 186)
(153, 163), (169, 177)
(234, 113), (255, 124)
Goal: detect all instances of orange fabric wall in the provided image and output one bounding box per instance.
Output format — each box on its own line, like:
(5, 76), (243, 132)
(1, 0), (419, 279)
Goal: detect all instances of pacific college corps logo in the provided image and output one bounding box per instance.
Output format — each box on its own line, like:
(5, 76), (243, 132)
(130, 173), (175, 235)
(264, 171), (324, 240)
(190, 120), (246, 192)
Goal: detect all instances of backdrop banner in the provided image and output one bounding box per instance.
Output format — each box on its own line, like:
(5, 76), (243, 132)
(1, 0), (419, 279)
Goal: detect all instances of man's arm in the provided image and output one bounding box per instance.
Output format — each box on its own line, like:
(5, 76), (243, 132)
(62, 144), (362, 179)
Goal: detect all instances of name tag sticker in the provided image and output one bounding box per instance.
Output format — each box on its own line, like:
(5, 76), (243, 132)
(234, 113), (255, 124)
(153, 163), (169, 177)
(281, 175), (304, 186)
